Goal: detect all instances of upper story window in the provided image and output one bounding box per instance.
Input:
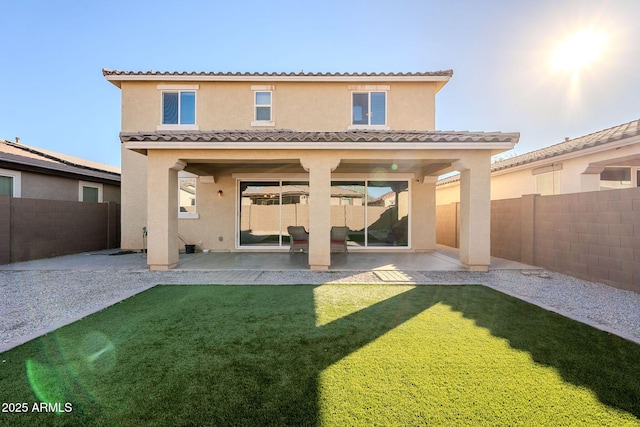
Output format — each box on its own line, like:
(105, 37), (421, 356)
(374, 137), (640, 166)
(352, 91), (386, 127)
(163, 91), (195, 125)
(157, 84), (199, 130)
(255, 91), (272, 121)
(251, 85), (275, 127)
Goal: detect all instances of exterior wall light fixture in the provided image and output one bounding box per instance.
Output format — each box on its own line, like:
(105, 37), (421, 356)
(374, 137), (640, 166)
(217, 190), (224, 198)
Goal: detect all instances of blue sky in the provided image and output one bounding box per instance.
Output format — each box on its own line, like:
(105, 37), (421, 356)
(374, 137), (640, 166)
(2, 0), (638, 168)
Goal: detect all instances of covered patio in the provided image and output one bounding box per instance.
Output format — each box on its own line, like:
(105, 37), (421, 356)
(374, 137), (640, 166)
(123, 130), (519, 272)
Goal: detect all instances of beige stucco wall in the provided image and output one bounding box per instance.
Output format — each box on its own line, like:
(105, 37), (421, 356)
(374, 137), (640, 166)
(435, 180), (460, 205)
(120, 147), (148, 249)
(177, 172), (235, 251)
(120, 81), (438, 132)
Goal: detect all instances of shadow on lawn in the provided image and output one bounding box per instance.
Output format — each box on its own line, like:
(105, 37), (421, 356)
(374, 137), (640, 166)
(438, 286), (640, 419)
(4, 285), (640, 425)
(4, 285), (439, 426)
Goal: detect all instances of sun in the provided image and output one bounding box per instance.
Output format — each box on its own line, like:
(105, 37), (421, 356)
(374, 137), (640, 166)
(550, 30), (609, 74)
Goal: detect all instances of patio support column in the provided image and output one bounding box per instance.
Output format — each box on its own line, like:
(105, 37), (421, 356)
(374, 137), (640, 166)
(454, 154), (491, 271)
(301, 155), (340, 270)
(146, 153), (185, 270)
(412, 176), (437, 251)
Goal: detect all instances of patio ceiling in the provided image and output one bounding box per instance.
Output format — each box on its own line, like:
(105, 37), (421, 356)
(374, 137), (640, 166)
(182, 158), (457, 178)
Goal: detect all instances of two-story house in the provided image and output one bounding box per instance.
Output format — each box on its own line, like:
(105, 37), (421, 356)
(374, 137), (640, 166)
(103, 69), (519, 271)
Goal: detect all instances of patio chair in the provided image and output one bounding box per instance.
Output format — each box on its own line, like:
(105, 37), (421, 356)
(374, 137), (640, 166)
(287, 226), (309, 253)
(330, 226), (349, 253)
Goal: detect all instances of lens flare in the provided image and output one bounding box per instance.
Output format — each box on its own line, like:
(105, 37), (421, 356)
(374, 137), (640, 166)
(81, 332), (116, 372)
(372, 167), (388, 180)
(550, 30), (608, 74)
(26, 359), (68, 412)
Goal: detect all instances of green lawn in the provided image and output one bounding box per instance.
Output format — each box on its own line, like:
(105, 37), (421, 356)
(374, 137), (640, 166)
(1, 284), (639, 426)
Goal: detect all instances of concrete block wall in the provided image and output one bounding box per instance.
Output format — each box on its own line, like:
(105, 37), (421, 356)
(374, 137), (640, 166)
(0, 196), (10, 264)
(490, 198), (522, 262)
(0, 196), (120, 264)
(534, 187), (640, 292)
(436, 187), (640, 293)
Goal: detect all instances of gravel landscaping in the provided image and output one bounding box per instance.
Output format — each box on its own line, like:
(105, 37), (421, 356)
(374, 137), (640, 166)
(1, 268), (639, 353)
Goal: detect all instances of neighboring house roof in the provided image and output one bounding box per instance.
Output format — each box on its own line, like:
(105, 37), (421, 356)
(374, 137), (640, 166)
(0, 139), (121, 184)
(120, 130), (519, 145)
(103, 69), (453, 88)
(492, 119), (640, 172)
(438, 118), (640, 185)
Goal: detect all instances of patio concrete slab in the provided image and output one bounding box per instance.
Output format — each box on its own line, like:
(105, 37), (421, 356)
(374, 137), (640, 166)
(0, 246), (539, 272)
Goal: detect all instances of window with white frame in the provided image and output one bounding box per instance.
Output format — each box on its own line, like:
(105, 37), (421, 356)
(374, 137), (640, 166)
(251, 89), (275, 126)
(163, 91), (196, 125)
(0, 169), (21, 197)
(179, 172), (198, 219)
(352, 92), (386, 126)
(157, 84), (199, 130)
(255, 91), (271, 121)
(79, 181), (103, 203)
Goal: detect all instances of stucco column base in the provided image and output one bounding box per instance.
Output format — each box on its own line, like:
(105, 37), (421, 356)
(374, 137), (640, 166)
(149, 263), (178, 271)
(464, 264), (489, 272)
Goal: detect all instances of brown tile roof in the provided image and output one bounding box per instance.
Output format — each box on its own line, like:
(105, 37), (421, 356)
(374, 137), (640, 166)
(103, 69), (453, 79)
(120, 130), (519, 144)
(491, 118), (640, 172)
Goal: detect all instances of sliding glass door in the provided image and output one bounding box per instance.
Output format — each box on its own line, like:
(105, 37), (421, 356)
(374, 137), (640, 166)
(330, 181), (366, 246)
(330, 180), (409, 248)
(366, 181), (409, 246)
(239, 179), (409, 248)
(239, 181), (309, 247)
